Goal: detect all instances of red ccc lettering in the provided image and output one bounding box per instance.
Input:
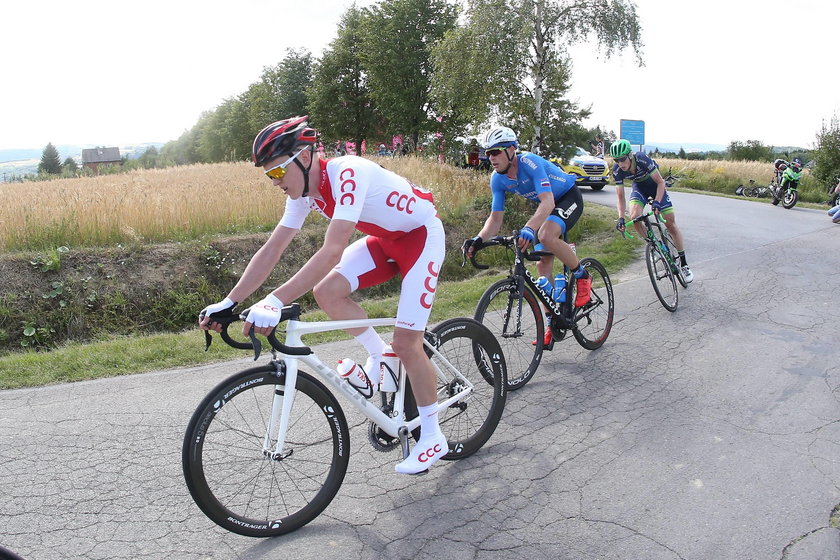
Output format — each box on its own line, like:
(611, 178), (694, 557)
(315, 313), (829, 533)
(339, 167), (356, 205)
(386, 191), (416, 214)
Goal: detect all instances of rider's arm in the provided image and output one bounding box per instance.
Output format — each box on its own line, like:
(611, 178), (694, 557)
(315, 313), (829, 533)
(477, 210), (504, 241)
(615, 183), (627, 219)
(226, 222), (298, 305)
(525, 191), (556, 231)
(270, 219), (356, 305)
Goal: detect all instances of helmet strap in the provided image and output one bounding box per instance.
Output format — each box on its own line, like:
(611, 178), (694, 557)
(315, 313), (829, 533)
(498, 146), (515, 174)
(294, 145), (316, 197)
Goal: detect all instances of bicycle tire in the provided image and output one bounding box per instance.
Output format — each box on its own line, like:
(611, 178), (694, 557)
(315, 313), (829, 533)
(424, 317), (507, 461)
(474, 278), (544, 391)
(645, 243), (678, 312)
(569, 257), (615, 350)
(660, 230), (688, 289)
(782, 189), (798, 209)
(743, 187), (757, 197)
(182, 365), (350, 537)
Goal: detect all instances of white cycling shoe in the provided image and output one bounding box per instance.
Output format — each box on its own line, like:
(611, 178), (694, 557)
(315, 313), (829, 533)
(395, 432), (449, 475)
(681, 265), (694, 283)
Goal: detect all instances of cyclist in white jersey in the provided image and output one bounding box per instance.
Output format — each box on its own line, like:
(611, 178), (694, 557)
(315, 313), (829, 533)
(199, 116), (447, 475)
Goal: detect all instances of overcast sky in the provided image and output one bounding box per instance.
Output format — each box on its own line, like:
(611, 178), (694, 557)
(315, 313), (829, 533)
(2, 0), (837, 152)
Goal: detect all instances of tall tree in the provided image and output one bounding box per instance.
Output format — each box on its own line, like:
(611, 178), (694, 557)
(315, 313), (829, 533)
(38, 143), (62, 174)
(247, 49), (313, 132)
(432, 0), (643, 154)
(811, 114), (840, 187)
(357, 0), (458, 148)
(308, 6), (381, 151)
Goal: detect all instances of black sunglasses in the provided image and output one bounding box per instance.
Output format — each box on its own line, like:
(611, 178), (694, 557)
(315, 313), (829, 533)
(485, 147), (506, 156)
(614, 155), (629, 163)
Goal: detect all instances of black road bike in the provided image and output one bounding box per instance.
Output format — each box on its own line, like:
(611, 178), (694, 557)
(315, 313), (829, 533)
(466, 231), (614, 391)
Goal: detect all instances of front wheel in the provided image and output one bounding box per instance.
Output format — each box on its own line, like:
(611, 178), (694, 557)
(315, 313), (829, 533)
(589, 184), (605, 191)
(425, 317), (507, 460)
(182, 366), (350, 537)
(645, 243), (678, 312)
(782, 189), (798, 209)
(474, 279), (543, 391)
(569, 258), (614, 349)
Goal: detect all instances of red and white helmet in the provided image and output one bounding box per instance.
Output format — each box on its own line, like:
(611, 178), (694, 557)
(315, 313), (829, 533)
(252, 116), (318, 166)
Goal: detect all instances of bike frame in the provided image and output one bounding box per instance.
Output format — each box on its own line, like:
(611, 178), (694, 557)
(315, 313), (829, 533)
(263, 316), (475, 459)
(634, 213), (680, 272)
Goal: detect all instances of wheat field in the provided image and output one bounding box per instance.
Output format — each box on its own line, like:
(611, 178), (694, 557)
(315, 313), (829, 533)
(0, 157), (490, 252)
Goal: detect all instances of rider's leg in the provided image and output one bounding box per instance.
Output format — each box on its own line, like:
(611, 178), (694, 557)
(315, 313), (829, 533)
(662, 209), (686, 252)
(537, 220), (580, 271)
(629, 201), (645, 238)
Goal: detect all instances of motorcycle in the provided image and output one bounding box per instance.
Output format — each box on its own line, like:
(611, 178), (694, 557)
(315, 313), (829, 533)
(769, 158), (800, 209)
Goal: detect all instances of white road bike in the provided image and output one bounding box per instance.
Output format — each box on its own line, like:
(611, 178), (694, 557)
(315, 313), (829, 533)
(182, 303), (507, 537)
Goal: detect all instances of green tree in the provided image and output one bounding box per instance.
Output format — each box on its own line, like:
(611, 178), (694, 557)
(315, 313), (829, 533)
(308, 5), (382, 152)
(247, 49), (313, 132)
(678, 146), (686, 159)
(38, 143), (62, 174)
(138, 146), (159, 169)
(431, 0), (643, 154)
(358, 0), (458, 149)
(811, 114), (840, 188)
(727, 140), (774, 161)
(62, 157), (78, 172)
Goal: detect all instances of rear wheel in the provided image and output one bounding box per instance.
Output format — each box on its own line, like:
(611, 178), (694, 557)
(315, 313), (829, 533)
(474, 279), (543, 391)
(423, 318), (507, 460)
(569, 258), (614, 350)
(771, 184), (781, 205)
(661, 231), (687, 289)
(645, 243), (678, 312)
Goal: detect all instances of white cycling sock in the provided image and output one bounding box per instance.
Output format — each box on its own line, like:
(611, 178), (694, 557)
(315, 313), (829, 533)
(354, 328), (387, 358)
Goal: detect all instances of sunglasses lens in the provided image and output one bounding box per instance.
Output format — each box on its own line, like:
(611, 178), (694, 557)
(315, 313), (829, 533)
(486, 149), (503, 156)
(265, 166), (286, 180)
(615, 156), (628, 163)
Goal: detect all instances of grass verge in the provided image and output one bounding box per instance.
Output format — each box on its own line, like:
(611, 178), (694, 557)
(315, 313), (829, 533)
(0, 204), (639, 389)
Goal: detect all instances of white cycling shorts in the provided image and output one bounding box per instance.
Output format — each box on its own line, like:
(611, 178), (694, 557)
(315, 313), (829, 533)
(335, 217), (444, 331)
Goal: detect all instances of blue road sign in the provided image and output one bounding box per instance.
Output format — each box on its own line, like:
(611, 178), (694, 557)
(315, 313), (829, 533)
(620, 119), (645, 146)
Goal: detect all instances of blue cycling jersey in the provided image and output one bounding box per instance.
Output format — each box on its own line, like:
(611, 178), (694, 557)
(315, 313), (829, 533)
(490, 152), (577, 212)
(611, 151), (659, 189)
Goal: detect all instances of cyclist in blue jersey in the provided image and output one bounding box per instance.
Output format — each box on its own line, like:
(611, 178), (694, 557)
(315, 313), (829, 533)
(463, 126), (592, 348)
(610, 139), (693, 282)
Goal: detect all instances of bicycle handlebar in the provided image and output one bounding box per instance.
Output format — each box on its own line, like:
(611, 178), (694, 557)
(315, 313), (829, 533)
(617, 208), (668, 240)
(462, 231), (542, 270)
(201, 303), (313, 361)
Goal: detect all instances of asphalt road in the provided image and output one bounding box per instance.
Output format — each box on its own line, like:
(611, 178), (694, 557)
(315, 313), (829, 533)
(2, 191), (839, 560)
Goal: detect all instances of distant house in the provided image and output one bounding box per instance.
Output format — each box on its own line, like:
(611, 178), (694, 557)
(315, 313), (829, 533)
(82, 147), (121, 173)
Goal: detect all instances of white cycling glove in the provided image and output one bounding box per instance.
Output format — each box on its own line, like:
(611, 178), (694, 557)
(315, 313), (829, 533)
(244, 294), (284, 328)
(200, 297), (236, 320)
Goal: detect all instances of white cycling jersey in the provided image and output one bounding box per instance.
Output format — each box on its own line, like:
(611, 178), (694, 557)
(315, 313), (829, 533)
(279, 156), (437, 238)
(279, 155), (443, 331)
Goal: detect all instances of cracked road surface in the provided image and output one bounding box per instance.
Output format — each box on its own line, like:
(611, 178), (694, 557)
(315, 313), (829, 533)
(2, 192), (839, 559)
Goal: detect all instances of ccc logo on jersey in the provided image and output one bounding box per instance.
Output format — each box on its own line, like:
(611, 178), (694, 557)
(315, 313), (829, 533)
(338, 168), (357, 205)
(386, 191), (416, 214)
